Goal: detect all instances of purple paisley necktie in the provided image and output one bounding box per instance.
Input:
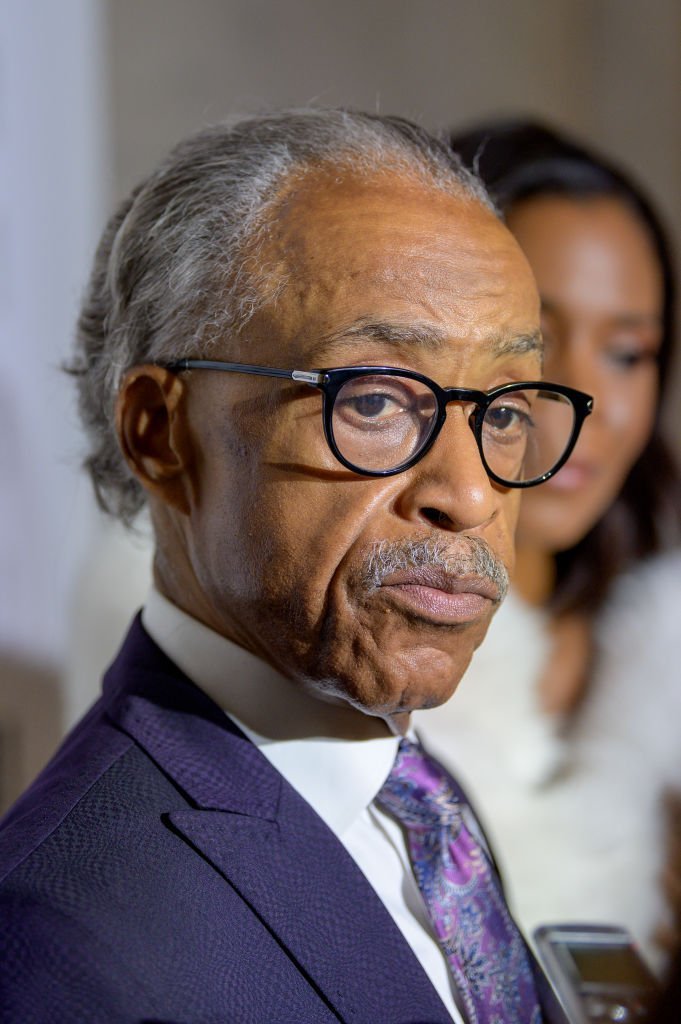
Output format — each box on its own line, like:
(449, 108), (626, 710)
(377, 738), (542, 1024)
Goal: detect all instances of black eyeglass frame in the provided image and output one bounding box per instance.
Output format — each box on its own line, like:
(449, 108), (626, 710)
(165, 359), (593, 488)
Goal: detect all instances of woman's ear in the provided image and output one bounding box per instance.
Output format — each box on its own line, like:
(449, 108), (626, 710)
(115, 365), (193, 514)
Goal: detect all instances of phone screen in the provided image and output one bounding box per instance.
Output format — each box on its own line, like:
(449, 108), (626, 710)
(565, 943), (655, 989)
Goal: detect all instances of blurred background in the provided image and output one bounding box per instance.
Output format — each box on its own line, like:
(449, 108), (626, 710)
(1, 0), (679, 811)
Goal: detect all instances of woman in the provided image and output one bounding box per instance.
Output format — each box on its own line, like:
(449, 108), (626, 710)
(415, 120), (681, 972)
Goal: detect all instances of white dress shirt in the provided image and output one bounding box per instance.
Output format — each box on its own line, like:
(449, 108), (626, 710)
(143, 587), (463, 1021)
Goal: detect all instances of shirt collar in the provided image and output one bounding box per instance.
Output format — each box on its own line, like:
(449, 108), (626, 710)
(142, 587), (399, 837)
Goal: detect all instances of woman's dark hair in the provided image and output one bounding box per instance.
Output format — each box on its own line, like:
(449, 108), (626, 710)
(450, 119), (681, 615)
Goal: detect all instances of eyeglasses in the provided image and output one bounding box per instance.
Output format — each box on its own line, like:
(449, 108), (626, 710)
(165, 359), (593, 488)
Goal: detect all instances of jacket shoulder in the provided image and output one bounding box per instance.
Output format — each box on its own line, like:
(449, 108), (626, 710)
(0, 702), (135, 884)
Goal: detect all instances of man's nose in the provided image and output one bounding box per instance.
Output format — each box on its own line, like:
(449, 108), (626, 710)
(393, 407), (501, 532)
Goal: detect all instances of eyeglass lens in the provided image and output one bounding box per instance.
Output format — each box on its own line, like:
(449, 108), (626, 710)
(330, 374), (576, 483)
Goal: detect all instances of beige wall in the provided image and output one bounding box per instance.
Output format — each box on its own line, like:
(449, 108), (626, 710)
(108, 1), (680, 230)
(107, 0), (681, 434)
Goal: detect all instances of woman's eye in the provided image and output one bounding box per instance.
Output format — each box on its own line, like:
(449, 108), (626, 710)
(607, 347), (658, 370)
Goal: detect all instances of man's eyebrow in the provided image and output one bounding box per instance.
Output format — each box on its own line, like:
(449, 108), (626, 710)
(490, 331), (543, 358)
(342, 320), (450, 348)
(316, 319), (543, 358)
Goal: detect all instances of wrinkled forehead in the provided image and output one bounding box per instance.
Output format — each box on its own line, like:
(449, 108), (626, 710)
(244, 168), (540, 365)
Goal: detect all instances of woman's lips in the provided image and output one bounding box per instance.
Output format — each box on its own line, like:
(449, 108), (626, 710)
(376, 567), (501, 625)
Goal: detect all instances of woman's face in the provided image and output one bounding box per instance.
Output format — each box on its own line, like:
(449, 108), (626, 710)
(508, 194), (663, 553)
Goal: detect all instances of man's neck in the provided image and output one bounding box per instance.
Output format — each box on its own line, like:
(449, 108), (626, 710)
(143, 586), (393, 743)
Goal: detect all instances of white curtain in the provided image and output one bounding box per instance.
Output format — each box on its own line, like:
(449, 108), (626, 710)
(0, 1), (107, 665)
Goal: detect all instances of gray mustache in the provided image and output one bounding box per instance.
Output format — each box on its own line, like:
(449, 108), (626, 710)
(362, 535), (510, 601)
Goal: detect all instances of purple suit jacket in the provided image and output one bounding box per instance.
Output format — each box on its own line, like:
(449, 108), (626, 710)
(0, 616), (565, 1023)
(0, 616), (457, 1022)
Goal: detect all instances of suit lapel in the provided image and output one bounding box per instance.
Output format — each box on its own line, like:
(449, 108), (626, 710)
(104, 617), (452, 1023)
(168, 792), (451, 1023)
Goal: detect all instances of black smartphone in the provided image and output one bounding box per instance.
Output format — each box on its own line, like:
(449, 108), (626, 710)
(534, 923), (660, 1023)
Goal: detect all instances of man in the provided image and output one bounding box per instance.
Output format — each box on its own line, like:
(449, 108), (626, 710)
(0, 110), (589, 1022)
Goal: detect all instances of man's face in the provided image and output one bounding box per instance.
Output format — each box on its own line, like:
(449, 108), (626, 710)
(165, 171), (540, 723)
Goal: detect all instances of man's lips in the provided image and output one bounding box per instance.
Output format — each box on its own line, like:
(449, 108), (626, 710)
(375, 567), (501, 624)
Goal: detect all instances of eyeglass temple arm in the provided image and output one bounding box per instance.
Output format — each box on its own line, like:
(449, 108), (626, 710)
(165, 359), (324, 386)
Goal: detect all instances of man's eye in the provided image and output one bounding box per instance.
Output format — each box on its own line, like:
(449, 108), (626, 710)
(346, 392), (401, 418)
(486, 405), (528, 429)
(337, 384), (413, 423)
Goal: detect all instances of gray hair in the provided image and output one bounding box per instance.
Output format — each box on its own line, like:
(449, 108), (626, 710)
(69, 107), (494, 523)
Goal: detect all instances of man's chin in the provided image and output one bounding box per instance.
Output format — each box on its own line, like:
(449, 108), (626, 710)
(295, 601), (488, 722)
(345, 660), (468, 721)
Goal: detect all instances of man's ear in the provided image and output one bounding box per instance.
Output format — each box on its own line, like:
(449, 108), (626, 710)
(115, 365), (193, 514)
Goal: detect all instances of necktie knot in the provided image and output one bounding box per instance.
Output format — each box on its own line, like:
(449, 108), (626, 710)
(379, 738), (464, 829)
